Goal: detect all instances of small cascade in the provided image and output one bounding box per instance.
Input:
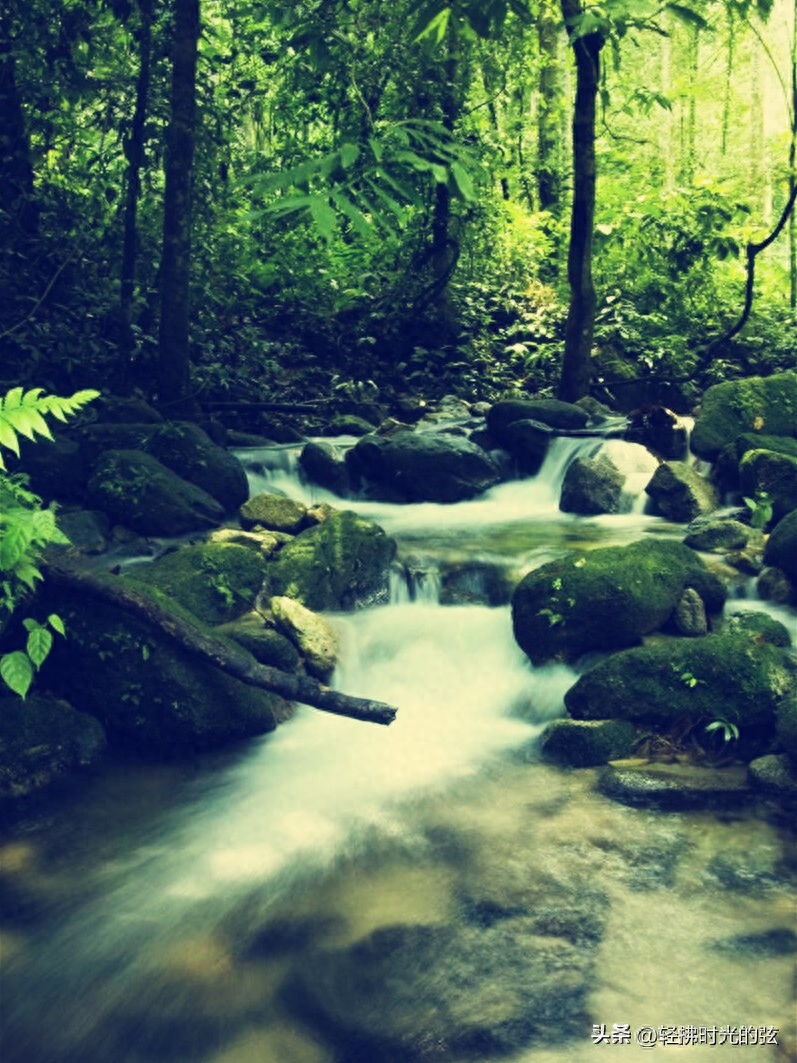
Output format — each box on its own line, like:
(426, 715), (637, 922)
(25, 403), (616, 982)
(390, 559), (443, 604)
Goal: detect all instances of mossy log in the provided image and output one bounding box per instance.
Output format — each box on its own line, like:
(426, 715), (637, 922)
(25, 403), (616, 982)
(43, 559), (397, 726)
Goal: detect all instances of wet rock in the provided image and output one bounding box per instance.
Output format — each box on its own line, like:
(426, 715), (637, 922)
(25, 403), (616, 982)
(92, 395), (164, 424)
(747, 755), (797, 798)
(299, 440), (351, 496)
(286, 918), (593, 1060)
(690, 370), (797, 461)
(683, 517), (752, 552)
(214, 614), (301, 672)
(322, 414), (378, 436)
(0, 694), (106, 802)
(501, 419), (551, 475)
(14, 436), (89, 504)
(559, 455), (624, 515)
(673, 587), (708, 636)
(645, 460), (719, 522)
(266, 509), (397, 611)
(740, 449), (797, 524)
(764, 507), (797, 581)
(270, 596), (339, 680)
(624, 404), (688, 460)
(56, 509), (110, 555)
(239, 492), (309, 534)
(487, 399), (590, 443)
(597, 759), (752, 810)
(346, 429), (502, 503)
(540, 718), (638, 768)
(757, 566), (795, 605)
(511, 538), (725, 665)
(736, 431), (797, 462)
(87, 450), (224, 536)
(207, 526), (291, 559)
(565, 631), (796, 732)
(144, 422), (249, 512)
(712, 927), (797, 956)
(41, 585), (284, 756)
(721, 610), (792, 648)
(440, 560), (515, 606)
(776, 689), (797, 758)
(127, 543), (267, 625)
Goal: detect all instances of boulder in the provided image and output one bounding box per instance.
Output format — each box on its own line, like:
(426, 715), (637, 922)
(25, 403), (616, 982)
(41, 584), (284, 756)
(735, 432), (797, 462)
(270, 596), (339, 680)
(597, 760), (751, 810)
(266, 509), (396, 611)
(673, 586), (708, 636)
(721, 609), (792, 648)
(75, 423), (156, 463)
(486, 399), (589, 444)
(763, 507), (797, 581)
(690, 370), (797, 460)
(757, 566), (794, 604)
(683, 517), (752, 552)
(0, 694), (106, 801)
(214, 614), (301, 673)
(559, 455), (624, 515)
(776, 689), (797, 758)
(747, 755), (797, 798)
(239, 492), (309, 534)
(539, 718), (638, 767)
(346, 430), (502, 503)
(286, 918), (592, 1059)
(624, 404), (688, 460)
(298, 441), (351, 496)
(145, 423), (249, 512)
(739, 449), (797, 523)
(14, 436), (89, 504)
(564, 630), (797, 732)
(644, 460), (718, 522)
(127, 543), (267, 625)
(511, 539), (725, 665)
(56, 509), (111, 555)
(321, 414), (378, 437)
(86, 450), (224, 536)
(500, 419), (551, 475)
(91, 395), (164, 424)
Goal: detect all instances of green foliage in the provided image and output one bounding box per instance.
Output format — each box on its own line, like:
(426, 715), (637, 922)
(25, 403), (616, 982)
(0, 388), (98, 697)
(704, 716), (740, 743)
(743, 490), (773, 529)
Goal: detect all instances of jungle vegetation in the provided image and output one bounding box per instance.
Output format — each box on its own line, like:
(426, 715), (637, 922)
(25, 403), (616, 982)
(1, 0), (795, 415)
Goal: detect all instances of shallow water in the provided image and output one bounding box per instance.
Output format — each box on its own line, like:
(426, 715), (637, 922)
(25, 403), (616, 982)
(1, 437), (795, 1063)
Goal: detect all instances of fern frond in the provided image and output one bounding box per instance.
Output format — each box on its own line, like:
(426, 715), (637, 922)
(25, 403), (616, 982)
(0, 387), (99, 469)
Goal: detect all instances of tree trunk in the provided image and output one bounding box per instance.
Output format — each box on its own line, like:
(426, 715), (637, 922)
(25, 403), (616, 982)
(119, 0), (153, 393)
(537, 0), (563, 215)
(0, 10), (38, 255)
(558, 0), (604, 403)
(157, 0), (200, 414)
(43, 559), (398, 726)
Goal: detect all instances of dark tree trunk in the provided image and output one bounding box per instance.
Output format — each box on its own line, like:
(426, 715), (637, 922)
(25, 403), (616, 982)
(157, 0), (200, 414)
(430, 35), (459, 296)
(118, 0), (153, 393)
(558, 0), (604, 403)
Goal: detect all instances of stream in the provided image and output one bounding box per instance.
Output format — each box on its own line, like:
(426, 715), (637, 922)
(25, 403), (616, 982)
(1, 435), (795, 1063)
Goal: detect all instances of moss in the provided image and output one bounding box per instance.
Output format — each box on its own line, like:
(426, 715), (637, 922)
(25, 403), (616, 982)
(127, 543), (267, 625)
(41, 587), (282, 757)
(775, 689), (797, 758)
(266, 509), (396, 611)
(739, 449), (797, 522)
(145, 423), (249, 512)
(215, 617), (301, 672)
(764, 507), (797, 581)
(691, 370), (797, 460)
(540, 718), (638, 768)
(511, 538), (726, 664)
(735, 433), (797, 462)
(239, 493), (309, 533)
(564, 631), (797, 732)
(722, 610), (792, 648)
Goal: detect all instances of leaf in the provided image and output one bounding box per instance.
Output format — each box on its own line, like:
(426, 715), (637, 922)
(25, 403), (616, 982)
(413, 7), (451, 44)
(26, 625), (53, 669)
(309, 196), (339, 240)
(339, 142), (360, 169)
(450, 161), (475, 200)
(0, 522), (34, 569)
(0, 652), (34, 698)
(664, 2), (709, 29)
(48, 613), (66, 636)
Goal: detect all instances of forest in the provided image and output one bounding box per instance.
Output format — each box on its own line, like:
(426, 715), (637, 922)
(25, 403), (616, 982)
(1, 0), (795, 416)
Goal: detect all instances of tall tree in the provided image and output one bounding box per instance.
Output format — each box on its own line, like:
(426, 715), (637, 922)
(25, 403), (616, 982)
(557, 0), (605, 402)
(157, 0), (200, 413)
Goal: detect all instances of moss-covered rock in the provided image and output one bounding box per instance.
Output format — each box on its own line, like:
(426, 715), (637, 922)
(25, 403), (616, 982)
(644, 460), (718, 522)
(683, 517), (752, 552)
(739, 449), (797, 522)
(266, 509), (396, 611)
(539, 718), (638, 767)
(239, 493), (309, 533)
(86, 450), (224, 535)
(690, 370), (797, 460)
(776, 689), (797, 758)
(564, 631), (797, 731)
(0, 694), (106, 801)
(346, 430), (502, 503)
(747, 754), (797, 798)
(298, 441), (351, 496)
(559, 455), (624, 515)
(756, 565), (794, 605)
(721, 609), (792, 648)
(511, 539), (726, 664)
(56, 509), (111, 555)
(763, 507), (797, 581)
(735, 432), (797, 462)
(214, 615), (301, 672)
(126, 543), (267, 625)
(145, 423), (249, 512)
(322, 414), (378, 437)
(41, 585), (284, 756)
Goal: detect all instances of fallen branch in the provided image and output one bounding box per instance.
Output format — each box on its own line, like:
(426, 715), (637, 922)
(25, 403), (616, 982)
(43, 558), (397, 726)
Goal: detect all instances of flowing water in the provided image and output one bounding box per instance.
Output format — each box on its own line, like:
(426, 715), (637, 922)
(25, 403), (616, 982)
(1, 437), (795, 1063)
